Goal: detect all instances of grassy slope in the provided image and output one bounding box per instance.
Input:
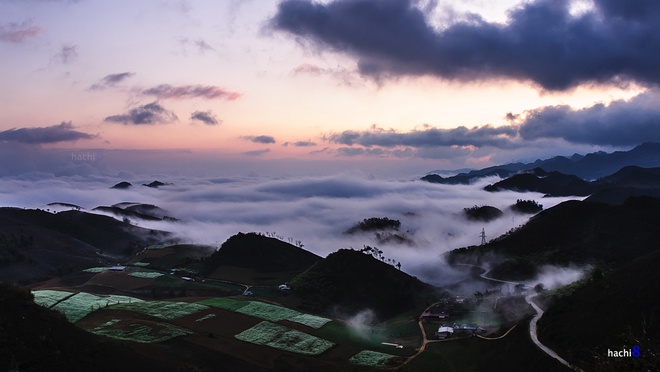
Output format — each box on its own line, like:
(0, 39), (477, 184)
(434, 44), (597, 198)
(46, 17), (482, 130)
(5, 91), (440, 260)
(291, 249), (438, 319)
(200, 232), (323, 286)
(403, 320), (569, 372)
(0, 208), (170, 281)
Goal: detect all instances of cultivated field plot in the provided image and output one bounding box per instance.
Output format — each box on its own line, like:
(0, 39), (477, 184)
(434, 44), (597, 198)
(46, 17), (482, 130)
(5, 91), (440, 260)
(52, 292), (143, 322)
(32, 289), (74, 308)
(110, 300), (208, 320)
(198, 298), (331, 329)
(197, 297), (249, 311)
(128, 271), (164, 279)
(89, 318), (192, 343)
(235, 321), (334, 355)
(82, 267), (108, 273)
(349, 350), (398, 367)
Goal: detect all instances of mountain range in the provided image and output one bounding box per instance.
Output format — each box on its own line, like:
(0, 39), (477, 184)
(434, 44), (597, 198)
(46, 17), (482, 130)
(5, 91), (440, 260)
(423, 142), (660, 184)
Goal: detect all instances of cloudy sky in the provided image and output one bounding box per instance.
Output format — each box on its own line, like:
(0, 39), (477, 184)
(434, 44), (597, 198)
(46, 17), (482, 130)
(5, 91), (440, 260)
(1, 0), (659, 177)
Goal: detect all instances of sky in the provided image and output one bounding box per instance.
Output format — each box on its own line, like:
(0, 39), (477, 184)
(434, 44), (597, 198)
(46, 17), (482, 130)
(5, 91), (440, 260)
(1, 0), (659, 177)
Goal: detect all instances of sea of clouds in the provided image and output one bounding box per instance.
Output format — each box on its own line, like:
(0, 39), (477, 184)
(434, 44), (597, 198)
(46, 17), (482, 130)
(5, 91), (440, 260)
(0, 172), (578, 286)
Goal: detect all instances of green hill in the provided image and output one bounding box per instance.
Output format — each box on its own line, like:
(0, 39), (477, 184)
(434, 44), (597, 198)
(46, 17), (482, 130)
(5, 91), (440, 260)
(290, 249), (437, 319)
(202, 232), (322, 277)
(447, 196), (660, 280)
(0, 207), (171, 282)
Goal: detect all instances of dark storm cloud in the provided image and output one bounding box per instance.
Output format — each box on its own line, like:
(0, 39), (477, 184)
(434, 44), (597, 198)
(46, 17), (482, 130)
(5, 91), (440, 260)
(104, 102), (178, 125)
(271, 0), (660, 90)
(0, 121), (95, 144)
(519, 91), (660, 146)
(89, 72), (135, 90)
(243, 135), (276, 144)
(325, 90), (660, 157)
(190, 110), (220, 125)
(0, 20), (41, 43)
(142, 84), (241, 100)
(328, 125), (517, 148)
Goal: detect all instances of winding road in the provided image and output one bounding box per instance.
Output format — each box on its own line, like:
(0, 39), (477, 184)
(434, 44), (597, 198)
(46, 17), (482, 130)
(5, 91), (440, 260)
(457, 264), (583, 371)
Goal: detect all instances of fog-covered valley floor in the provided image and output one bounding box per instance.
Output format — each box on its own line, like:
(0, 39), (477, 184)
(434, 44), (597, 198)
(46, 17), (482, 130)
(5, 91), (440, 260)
(0, 173), (578, 286)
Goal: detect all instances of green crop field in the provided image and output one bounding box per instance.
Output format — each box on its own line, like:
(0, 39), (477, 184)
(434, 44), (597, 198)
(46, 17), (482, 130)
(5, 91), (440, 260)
(52, 292), (143, 323)
(288, 313), (332, 329)
(235, 321), (334, 355)
(198, 298), (331, 329)
(349, 350), (398, 367)
(110, 300), (208, 320)
(90, 319), (191, 343)
(235, 301), (301, 322)
(82, 267), (108, 273)
(32, 290), (74, 308)
(197, 297), (249, 311)
(128, 271), (164, 279)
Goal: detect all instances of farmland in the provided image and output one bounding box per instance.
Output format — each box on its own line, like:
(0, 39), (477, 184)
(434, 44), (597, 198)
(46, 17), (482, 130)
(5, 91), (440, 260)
(110, 300), (208, 320)
(33, 290), (143, 322)
(90, 318), (192, 343)
(32, 284), (407, 369)
(349, 350), (398, 367)
(235, 321), (335, 355)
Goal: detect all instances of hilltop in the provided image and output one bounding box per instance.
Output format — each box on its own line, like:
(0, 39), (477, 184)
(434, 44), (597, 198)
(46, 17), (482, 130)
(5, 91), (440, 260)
(111, 181), (132, 189)
(447, 196), (660, 281)
(484, 166), (660, 198)
(202, 232), (322, 283)
(93, 203), (179, 222)
(0, 207), (171, 282)
(484, 168), (593, 196)
(290, 248), (437, 319)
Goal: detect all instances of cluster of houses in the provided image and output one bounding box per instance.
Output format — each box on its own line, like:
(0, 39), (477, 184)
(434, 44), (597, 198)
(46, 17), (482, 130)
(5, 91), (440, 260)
(421, 297), (487, 340)
(436, 324), (486, 339)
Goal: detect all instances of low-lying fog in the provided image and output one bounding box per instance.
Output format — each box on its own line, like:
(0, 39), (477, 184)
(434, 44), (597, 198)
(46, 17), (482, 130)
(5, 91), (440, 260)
(0, 173), (579, 287)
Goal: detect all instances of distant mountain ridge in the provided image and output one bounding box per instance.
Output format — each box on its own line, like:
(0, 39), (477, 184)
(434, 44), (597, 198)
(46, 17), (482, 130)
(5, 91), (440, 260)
(484, 166), (660, 199)
(423, 142), (660, 184)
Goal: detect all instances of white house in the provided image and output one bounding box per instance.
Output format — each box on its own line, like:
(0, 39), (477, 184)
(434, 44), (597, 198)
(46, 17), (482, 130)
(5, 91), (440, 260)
(436, 326), (454, 339)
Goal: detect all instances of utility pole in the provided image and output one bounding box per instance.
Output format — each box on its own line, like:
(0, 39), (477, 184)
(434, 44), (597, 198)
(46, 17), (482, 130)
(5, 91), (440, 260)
(480, 228), (487, 245)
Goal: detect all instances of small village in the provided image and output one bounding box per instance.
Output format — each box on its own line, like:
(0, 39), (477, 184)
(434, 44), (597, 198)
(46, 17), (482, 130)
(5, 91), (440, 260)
(420, 282), (533, 342)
